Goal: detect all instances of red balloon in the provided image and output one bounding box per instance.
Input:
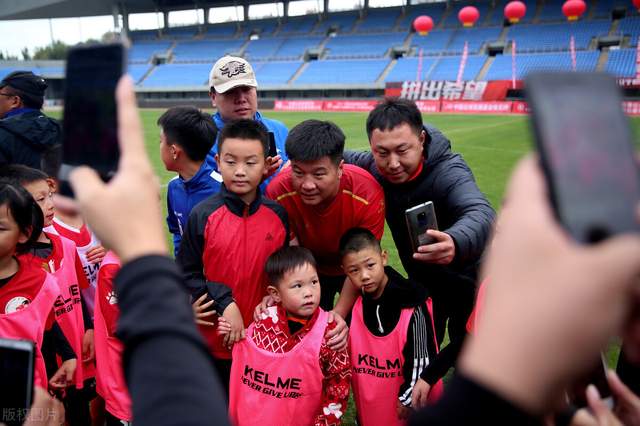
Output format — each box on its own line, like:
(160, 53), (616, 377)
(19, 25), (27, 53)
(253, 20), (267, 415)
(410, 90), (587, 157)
(458, 6), (480, 27)
(562, 0), (587, 21)
(504, 1), (527, 23)
(634, 0), (640, 10)
(413, 15), (434, 35)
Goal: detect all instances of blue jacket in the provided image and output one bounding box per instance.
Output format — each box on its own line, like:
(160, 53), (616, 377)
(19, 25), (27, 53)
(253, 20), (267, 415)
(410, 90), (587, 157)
(207, 111), (289, 188)
(167, 161), (222, 256)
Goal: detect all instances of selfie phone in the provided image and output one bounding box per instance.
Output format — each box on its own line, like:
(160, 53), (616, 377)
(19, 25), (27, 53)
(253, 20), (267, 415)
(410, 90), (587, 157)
(0, 338), (35, 424)
(268, 132), (277, 157)
(59, 43), (126, 196)
(405, 201), (439, 252)
(526, 72), (640, 244)
(567, 353), (613, 409)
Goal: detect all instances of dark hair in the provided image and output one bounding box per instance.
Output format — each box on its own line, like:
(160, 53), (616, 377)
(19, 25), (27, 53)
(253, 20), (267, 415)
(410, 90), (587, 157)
(0, 165), (49, 185)
(339, 227), (381, 258)
(285, 120), (345, 165)
(11, 87), (44, 110)
(157, 106), (217, 162)
(0, 180), (44, 253)
(218, 119), (269, 158)
(366, 98), (423, 140)
(265, 246), (317, 287)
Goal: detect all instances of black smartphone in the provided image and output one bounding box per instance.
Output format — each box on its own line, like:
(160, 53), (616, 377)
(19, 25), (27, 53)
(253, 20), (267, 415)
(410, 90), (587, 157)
(59, 43), (126, 196)
(527, 72), (640, 244)
(0, 338), (35, 425)
(567, 353), (613, 409)
(405, 201), (439, 252)
(268, 132), (277, 157)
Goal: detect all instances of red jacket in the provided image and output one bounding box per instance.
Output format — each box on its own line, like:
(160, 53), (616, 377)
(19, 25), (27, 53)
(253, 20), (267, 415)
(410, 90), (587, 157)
(177, 185), (289, 359)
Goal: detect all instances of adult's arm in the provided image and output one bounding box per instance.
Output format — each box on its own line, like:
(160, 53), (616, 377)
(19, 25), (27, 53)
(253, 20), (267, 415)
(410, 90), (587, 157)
(115, 255), (230, 426)
(343, 150), (376, 172)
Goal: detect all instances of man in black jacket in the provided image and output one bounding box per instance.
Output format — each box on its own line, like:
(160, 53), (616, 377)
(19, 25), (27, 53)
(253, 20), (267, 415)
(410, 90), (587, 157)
(343, 98), (495, 384)
(0, 71), (61, 169)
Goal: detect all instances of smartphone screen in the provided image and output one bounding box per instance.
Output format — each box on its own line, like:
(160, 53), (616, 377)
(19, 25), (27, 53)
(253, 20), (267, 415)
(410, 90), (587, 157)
(0, 339), (35, 424)
(405, 201), (438, 251)
(61, 44), (125, 182)
(527, 72), (640, 243)
(268, 132), (277, 157)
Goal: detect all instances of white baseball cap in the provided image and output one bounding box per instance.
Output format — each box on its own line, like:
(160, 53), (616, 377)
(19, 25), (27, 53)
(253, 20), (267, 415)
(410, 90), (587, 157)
(209, 56), (258, 93)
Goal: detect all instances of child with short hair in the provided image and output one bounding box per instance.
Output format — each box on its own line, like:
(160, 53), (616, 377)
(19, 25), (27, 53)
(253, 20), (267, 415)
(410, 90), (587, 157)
(177, 119), (289, 390)
(226, 246), (350, 426)
(157, 106), (220, 256)
(340, 228), (443, 425)
(0, 165), (95, 425)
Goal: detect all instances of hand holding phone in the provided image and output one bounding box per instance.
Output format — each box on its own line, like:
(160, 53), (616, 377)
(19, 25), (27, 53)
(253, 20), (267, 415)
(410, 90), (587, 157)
(405, 201), (439, 252)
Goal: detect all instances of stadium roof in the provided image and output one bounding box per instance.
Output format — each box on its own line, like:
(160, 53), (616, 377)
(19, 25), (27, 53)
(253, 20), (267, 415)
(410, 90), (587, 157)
(0, 0), (286, 20)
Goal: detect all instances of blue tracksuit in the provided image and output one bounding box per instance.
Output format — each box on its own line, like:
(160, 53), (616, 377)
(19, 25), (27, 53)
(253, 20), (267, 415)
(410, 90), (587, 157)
(166, 161), (222, 256)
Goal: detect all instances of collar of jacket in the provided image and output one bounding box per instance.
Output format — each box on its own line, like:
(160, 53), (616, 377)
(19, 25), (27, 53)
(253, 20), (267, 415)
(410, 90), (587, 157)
(180, 162), (214, 191)
(212, 110), (263, 129)
(220, 184), (262, 216)
(3, 107), (38, 119)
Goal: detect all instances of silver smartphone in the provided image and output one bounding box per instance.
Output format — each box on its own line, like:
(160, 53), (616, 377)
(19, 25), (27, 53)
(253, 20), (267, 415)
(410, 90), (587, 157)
(405, 201), (439, 252)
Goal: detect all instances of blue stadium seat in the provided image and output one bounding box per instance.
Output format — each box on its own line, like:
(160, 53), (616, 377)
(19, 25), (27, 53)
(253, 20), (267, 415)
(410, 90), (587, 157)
(429, 55), (487, 80)
(274, 36), (324, 59)
(483, 50), (600, 80)
(619, 17), (640, 46)
(246, 18), (280, 36)
(129, 41), (172, 63)
(313, 11), (359, 34)
(128, 64), (151, 84)
(163, 26), (199, 40)
(172, 40), (245, 62)
(410, 30), (454, 55)
(537, 0), (568, 23)
(129, 29), (159, 41)
(606, 48), (636, 77)
(253, 61), (303, 84)
(244, 38), (287, 61)
(384, 56), (438, 81)
(593, 0), (628, 19)
(507, 21), (611, 52)
(294, 59), (389, 84)
(447, 27), (502, 53)
(141, 63), (211, 87)
(356, 7), (402, 33)
(203, 23), (239, 38)
(325, 33), (406, 59)
(279, 15), (318, 34)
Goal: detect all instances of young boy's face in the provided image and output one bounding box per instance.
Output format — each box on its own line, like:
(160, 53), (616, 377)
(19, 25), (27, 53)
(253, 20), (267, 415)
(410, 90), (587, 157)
(269, 262), (321, 320)
(342, 247), (388, 299)
(24, 179), (55, 228)
(216, 138), (266, 202)
(159, 128), (177, 172)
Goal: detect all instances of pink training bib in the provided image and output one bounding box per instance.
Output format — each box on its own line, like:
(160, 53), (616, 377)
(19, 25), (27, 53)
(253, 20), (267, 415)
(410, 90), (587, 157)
(229, 308), (328, 426)
(0, 269), (59, 389)
(46, 233), (88, 389)
(350, 298), (443, 426)
(94, 252), (131, 421)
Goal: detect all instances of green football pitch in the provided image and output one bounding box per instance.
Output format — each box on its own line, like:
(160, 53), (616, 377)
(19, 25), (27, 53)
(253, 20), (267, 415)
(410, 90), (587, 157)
(49, 109), (640, 424)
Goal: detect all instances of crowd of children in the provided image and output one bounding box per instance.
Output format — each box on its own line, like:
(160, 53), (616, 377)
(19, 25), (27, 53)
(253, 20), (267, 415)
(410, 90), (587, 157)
(0, 107), (460, 426)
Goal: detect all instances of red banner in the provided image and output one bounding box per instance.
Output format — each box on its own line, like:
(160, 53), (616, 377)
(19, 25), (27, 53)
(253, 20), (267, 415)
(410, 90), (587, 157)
(322, 100), (378, 112)
(274, 100), (323, 111)
(415, 100), (441, 113)
(622, 101), (640, 116)
(440, 101), (514, 114)
(511, 101), (530, 114)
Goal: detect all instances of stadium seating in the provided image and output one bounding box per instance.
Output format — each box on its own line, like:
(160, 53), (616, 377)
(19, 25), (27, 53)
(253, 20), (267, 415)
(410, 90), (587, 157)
(384, 56), (439, 82)
(244, 38), (286, 61)
(483, 50), (600, 80)
(163, 25), (199, 39)
(606, 48), (636, 77)
(410, 30), (454, 55)
(593, 0), (628, 19)
(141, 63), (211, 87)
(172, 40), (245, 62)
(398, 3), (447, 32)
(313, 11), (359, 34)
(324, 33), (407, 59)
(129, 29), (159, 41)
(203, 23), (239, 38)
(442, 2), (491, 28)
(618, 16), (640, 45)
(355, 7), (401, 33)
(245, 18), (280, 36)
(279, 15), (318, 34)
(536, 0), (568, 23)
(129, 41), (172, 63)
(447, 27), (502, 53)
(507, 21), (611, 52)
(253, 61), (303, 85)
(273, 36), (324, 59)
(294, 59), (389, 84)
(487, 0), (536, 26)
(429, 55), (487, 80)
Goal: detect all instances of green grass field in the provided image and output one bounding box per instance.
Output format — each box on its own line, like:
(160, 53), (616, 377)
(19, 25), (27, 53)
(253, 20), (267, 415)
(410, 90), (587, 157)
(49, 109), (640, 424)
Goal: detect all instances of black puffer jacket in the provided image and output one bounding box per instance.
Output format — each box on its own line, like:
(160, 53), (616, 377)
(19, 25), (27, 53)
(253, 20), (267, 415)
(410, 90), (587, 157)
(344, 124), (495, 296)
(0, 110), (61, 169)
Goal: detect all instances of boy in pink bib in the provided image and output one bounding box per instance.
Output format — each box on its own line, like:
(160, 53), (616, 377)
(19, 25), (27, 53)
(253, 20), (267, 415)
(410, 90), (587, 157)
(340, 228), (443, 425)
(227, 246), (351, 426)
